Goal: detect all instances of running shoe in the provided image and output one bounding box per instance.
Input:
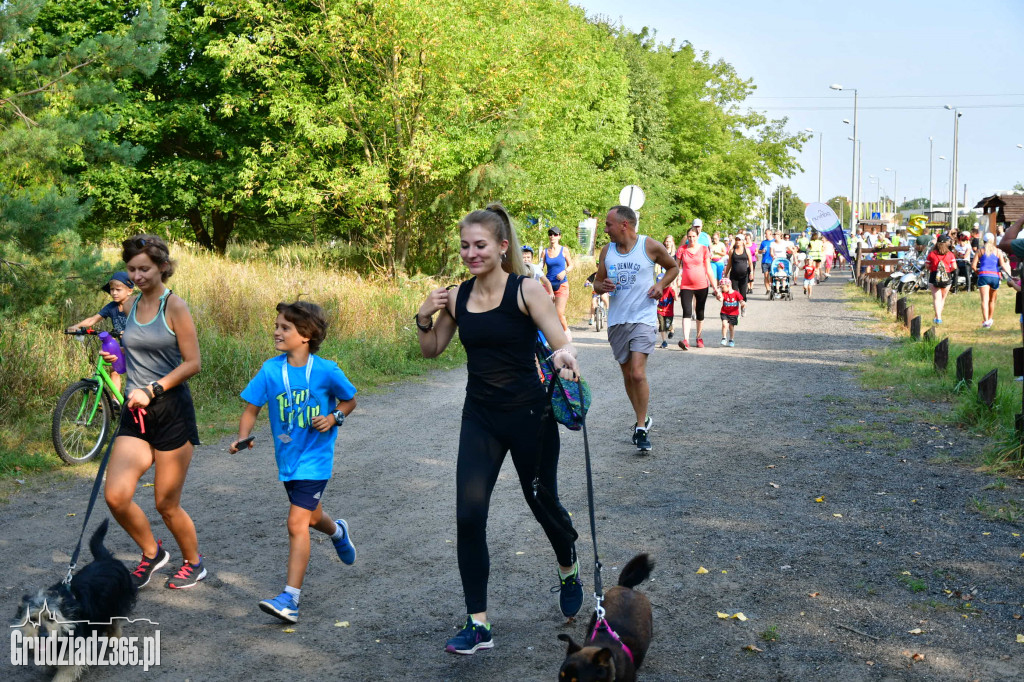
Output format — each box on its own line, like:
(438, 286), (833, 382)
(632, 427), (652, 453)
(130, 542), (169, 589)
(667, 331), (674, 339)
(677, 339), (689, 350)
(728, 340), (735, 348)
(166, 559), (207, 589)
(935, 318), (942, 324)
(552, 563), (585, 617)
(696, 337), (704, 348)
(660, 341), (668, 349)
(332, 519), (357, 565)
(588, 318), (595, 326)
(445, 617), (493, 655)
(720, 338), (728, 346)
(259, 591), (299, 624)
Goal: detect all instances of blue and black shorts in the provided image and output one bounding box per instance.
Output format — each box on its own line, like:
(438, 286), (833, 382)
(283, 479), (329, 511)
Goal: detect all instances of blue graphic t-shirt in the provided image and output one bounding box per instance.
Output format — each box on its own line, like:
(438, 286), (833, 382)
(240, 354), (357, 481)
(758, 239), (773, 263)
(98, 301), (128, 333)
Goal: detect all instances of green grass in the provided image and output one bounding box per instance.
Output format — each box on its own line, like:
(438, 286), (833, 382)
(897, 574), (928, 593)
(758, 625), (780, 642)
(968, 495), (1024, 523)
(846, 282), (1024, 472)
(832, 422), (912, 451)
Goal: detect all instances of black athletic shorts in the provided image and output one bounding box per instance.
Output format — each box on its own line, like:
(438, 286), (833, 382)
(720, 313), (739, 326)
(116, 384), (200, 451)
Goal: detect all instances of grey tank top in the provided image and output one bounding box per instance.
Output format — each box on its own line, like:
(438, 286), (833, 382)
(122, 289), (184, 393)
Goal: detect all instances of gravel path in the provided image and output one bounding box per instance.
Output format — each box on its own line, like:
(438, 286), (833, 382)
(3, 273), (1023, 681)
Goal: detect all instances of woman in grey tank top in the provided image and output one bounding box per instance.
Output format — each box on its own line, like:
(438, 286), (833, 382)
(100, 235), (206, 590)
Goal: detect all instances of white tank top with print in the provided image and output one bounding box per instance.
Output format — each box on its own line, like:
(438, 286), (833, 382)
(605, 235), (658, 328)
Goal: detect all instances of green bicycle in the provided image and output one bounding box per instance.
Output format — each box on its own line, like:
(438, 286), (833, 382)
(52, 329), (125, 465)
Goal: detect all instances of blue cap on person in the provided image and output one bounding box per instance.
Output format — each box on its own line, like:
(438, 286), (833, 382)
(102, 271), (135, 292)
(521, 245), (534, 254)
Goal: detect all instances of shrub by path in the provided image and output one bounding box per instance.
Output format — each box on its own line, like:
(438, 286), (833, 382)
(2, 276), (1022, 681)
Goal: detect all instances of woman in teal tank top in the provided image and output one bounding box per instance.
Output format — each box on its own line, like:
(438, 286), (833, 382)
(100, 235), (206, 590)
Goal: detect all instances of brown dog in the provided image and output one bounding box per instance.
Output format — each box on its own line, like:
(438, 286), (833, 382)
(557, 554), (653, 682)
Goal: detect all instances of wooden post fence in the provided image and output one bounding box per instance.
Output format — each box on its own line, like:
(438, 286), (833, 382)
(897, 297), (907, 324)
(910, 316), (921, 340)
(956, 348), (974, 385)
(934, 338), (949, 372)
(905, 305), (915, 329)
(978, 370), (998, 407)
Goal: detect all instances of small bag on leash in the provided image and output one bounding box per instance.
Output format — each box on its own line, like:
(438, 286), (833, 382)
(536, 339), (591, 431)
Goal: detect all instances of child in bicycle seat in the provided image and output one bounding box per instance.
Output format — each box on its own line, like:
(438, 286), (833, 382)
(67, 271), (135, 392)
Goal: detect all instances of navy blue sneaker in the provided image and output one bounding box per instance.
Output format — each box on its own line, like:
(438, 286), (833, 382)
(553, 563), (585, 617)
(332, 519), (356, 565)
(445, 616), (493, 655)
(259, 592), (299, 623)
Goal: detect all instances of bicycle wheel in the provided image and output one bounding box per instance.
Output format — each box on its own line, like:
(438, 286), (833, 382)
(52, 380), (113, 465)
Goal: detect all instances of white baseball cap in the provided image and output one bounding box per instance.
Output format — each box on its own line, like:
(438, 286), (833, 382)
(983, 232), (994, 242)
(691, 218), (703, 228)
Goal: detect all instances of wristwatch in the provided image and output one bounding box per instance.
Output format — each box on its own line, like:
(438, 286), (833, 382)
(148, 381), (164, 398)
(414, 313), (433, 332)
(331, 410), (345, 426)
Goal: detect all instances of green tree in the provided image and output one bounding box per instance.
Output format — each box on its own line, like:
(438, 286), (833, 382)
(0, 0), (166, 321)
(898, 197), (929, 211)
(766, 186), (806, 233)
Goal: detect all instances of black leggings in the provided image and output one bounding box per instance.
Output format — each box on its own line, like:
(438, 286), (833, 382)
(730, 274), (750, 301)
(679, 287), (709, 321)
(456, 401), (575, 614)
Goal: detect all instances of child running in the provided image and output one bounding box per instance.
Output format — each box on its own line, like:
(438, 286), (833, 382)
(67, 271), (134, 393)
(656, 275), (675, 349)
(718, 278), (745, 347)
(802, 261), (817, 298)
(230, 301), (358, 624)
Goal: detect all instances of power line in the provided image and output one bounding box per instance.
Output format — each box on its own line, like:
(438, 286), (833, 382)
(751, 104), (1024, 111)
(748, 93), (1024, 100)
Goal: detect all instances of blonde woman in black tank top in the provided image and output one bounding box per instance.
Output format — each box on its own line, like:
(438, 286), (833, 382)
(100, 235), (205, 590)
(415, 204), (582, 655)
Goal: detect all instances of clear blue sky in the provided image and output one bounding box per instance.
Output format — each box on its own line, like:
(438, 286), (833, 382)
(574, 0), (1024, 211)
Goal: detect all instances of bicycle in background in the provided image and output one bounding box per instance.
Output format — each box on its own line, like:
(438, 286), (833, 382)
(52, 329), (124, 464)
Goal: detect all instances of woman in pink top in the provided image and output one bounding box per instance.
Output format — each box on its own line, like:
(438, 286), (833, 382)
(674, 226), (720, 349)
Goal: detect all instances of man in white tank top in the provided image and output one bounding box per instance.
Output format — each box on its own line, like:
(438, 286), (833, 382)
(593, 206), (679, 453)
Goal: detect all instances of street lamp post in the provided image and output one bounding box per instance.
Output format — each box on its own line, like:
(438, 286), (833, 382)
(884, 168), (897, 215)
(832, 84), (858, 222)
(928, 137), (934, 214)
(805, 128), (823, 202)
(869, 176), (879, 204)
(945, 105), (961, 230)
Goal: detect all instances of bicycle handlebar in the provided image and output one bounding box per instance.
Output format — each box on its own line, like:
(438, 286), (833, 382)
(64, 328), (122, 340)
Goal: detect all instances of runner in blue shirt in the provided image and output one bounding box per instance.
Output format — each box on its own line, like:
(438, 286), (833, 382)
(757, 229), (776, 295)
(231, 301), (358, 624)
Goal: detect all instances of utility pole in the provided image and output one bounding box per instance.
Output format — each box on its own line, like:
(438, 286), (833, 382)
(928, 136), (934, 215)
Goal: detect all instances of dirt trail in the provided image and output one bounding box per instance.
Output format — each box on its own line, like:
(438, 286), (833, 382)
(4, 274), (1023, 681)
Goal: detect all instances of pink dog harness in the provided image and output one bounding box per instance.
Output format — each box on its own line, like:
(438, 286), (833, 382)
(590, 617), (634, 665)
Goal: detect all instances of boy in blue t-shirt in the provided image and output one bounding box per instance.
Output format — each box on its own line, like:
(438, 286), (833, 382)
(67, 271), (134, 393)
(230, 301), (358, 624)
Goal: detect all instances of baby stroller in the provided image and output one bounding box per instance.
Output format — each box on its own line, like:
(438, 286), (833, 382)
(769, 257), (793, 301)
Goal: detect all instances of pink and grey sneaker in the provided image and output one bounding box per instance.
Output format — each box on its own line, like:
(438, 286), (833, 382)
(130, 541), (169, 589)
(677, 339), (689, 351)
(166, 558), (207, 589)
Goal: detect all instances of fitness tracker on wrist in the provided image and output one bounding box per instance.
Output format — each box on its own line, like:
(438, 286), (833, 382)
(331, 410), (345, 426)
(149, 381), (164, 398)
(414, 313), (433, 332)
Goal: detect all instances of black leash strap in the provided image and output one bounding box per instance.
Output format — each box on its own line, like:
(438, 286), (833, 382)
(63, 409), (122, 585)
(580, 413), (603, 607)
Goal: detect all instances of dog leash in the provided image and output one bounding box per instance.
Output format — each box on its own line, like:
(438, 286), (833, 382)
(63, 404), (124, 585)
(580, 412), (605, 619)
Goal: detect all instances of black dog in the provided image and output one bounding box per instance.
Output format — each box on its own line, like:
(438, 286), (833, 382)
(558, 554), (654, 682)
(12, 519), (138, 681)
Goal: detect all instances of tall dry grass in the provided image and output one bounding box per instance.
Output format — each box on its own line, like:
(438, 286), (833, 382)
(0, 242), (465, 472)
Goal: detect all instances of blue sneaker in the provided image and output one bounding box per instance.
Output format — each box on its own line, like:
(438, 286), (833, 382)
(552, 563), (585, 617)
(445, 616), (493, 655)
(259, 592), (298, 624)
(332, 519), (356, 565)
